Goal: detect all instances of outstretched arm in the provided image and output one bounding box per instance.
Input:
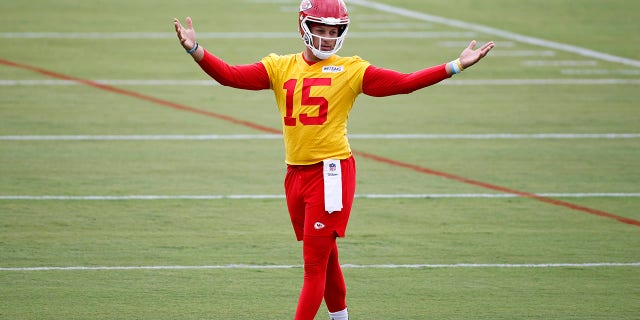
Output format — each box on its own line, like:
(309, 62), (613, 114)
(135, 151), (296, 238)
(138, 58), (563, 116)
(173, 17), (270, 90)
(362, 64), (450, 97)
(362, 40), (494, 97)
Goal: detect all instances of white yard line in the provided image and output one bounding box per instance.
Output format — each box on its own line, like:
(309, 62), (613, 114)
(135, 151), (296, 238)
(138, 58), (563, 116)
(2, 79), (638, 86)
(2, 1), (638, 276)
(0, 134), (284, 141)
(522, 60), (598, 67)
(2, 133), (639, 141)
(1, 193), (639, 201)
(348, 133), (640, 139)
(0, 31), (475, 39)
(349, 0), (640, 68)
(489, 50), (556, 57)
(561, 69), (640, 76)
(2, 2), (638, 69)
(2, 262), (639, 272)
(440, 41), (516, 48)
(0, 80), (218, 86)
(443, 79), (640, 85)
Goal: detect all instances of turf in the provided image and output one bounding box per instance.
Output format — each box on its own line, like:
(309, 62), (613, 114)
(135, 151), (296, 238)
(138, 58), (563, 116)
(1, 0), (639, 319)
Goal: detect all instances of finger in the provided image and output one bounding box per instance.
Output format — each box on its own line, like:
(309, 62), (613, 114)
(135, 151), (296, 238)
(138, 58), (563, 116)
(186, 16), (193, 30)
(480, 41), (495, 54)
(173, 20), (189, 45)
(173, 22), (185, 41)
(482, 41), (495, 50)
(173, 19), (182, 33)
(467, 40), (477, 50)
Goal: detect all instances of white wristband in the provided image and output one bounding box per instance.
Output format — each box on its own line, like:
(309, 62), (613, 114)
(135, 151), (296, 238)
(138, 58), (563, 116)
(449, 58), (464, 74)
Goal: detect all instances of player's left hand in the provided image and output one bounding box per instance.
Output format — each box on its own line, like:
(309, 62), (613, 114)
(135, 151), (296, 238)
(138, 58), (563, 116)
(459, 40), (495, 69)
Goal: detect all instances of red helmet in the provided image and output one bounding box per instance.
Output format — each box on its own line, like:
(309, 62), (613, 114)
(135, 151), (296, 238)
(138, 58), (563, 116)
(298, 0), (350, 59)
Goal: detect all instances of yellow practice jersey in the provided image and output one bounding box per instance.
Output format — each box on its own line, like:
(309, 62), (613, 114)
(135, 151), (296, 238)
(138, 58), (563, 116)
(261, 53), (370, 165)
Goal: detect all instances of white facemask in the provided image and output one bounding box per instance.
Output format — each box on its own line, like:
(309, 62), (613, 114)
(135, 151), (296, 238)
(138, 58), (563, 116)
(300, 17), (349, 60)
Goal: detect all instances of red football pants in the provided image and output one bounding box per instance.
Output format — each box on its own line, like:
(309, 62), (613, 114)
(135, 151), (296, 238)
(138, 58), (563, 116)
(285, 157), (356, 320)
(285, 156), (356, 241)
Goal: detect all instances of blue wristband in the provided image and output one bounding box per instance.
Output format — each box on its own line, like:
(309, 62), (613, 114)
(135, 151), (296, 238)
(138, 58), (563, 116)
(186, 42), (198, 54)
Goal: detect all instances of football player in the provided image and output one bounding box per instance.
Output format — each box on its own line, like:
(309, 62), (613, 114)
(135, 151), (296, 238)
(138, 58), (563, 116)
(174, 0), (494, 319)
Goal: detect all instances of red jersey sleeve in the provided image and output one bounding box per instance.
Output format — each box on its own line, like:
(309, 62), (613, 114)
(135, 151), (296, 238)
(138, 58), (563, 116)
(362, 64), (450, 97)
(197, 49), (270, 90)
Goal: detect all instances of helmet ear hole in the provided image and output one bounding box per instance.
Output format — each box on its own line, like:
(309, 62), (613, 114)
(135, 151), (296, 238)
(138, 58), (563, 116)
(338, 25), (347, 36)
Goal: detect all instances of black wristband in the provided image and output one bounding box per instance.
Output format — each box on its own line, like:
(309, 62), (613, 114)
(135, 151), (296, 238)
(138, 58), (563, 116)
(186, 42), (198, 54)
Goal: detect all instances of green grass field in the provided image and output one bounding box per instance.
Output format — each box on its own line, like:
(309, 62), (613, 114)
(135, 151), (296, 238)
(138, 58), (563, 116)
(1, 0), (639, 319)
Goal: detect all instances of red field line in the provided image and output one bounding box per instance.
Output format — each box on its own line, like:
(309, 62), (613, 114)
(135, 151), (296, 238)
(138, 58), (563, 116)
(2, 58), (638, 228)
(354, 150), (640, 227)
(0, 59), (280, 134)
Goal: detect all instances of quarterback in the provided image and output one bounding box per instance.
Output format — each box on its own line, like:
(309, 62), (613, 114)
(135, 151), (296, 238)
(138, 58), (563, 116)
(174, 0), (494, 319)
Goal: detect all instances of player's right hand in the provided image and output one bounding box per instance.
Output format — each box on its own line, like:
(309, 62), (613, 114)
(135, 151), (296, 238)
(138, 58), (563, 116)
(173, 17), (197, 52)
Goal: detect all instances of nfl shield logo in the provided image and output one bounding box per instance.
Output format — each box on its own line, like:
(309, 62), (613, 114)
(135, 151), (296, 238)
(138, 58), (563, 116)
(329, 163), (337, 171)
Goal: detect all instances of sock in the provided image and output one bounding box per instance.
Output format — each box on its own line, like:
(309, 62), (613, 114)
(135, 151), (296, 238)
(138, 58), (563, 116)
(329, 308), (348, 320)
